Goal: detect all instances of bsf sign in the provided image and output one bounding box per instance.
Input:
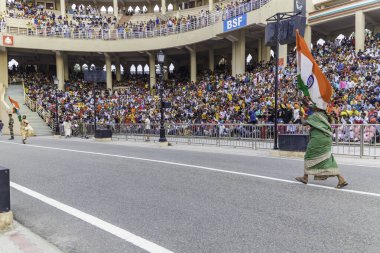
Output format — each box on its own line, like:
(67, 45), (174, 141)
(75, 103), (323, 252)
(223, 14), (247, 32)
(2, 35), (14, 46)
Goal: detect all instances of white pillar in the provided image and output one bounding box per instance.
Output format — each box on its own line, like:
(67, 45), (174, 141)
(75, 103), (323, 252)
(113, 0), (119, 16)
(190, 50), (197, 82)
(355, 10), (365, 53)
(149, 54), (156, 90)
(63, 54), (69, 81)
(209, 49), (214, 72)
(258, 39), (263, 62)
(148, 53), (156, 90)
(237, 30), (245, 75)
(231, 30), (245, 76)
(260, 37), (271, 62)
(209, 0), (214, 11)
(105, 54), (112, 90)
(115, 57), (121, 82)
(278, 44), (288, 68)
(0, 49), (8, 89)
(60, 0), (66, 17)
(304, 25), (312, 50)
(161, 0), (166, 14)
(56, 52), (65, 90)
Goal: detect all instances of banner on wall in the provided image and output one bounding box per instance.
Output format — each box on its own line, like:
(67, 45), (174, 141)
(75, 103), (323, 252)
(223, 14), (247, 33)
(2, 35), (14, 46)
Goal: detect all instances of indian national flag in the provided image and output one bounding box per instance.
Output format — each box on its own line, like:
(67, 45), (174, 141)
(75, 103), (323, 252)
(296, 31), (332, 110)
(8, 96), (20, 110)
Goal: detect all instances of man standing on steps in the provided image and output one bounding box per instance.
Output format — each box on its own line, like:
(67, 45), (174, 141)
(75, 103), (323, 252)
(8, 113), (14, 140)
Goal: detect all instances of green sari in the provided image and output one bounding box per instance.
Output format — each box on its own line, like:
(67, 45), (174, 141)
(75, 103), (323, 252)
(304, 111), (339, 177)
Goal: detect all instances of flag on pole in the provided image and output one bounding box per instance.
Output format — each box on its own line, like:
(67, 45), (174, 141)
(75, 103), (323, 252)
(296, 30), (332, 110)
(8, 96), (20, 110)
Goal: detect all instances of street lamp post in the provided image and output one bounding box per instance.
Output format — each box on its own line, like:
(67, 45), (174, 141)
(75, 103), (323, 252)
(266, 11), (301, 150)
(54, 78), (60, 135)
(157, 50), (167, 143)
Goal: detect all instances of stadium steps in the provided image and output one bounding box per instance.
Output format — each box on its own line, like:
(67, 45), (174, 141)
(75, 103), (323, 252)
(6, 84), (52, 136)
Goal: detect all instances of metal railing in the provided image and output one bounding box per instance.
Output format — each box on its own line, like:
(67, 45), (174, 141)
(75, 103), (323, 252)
(1, 0), (270, 40)
(23, 97), (380, 158)
(72, 123), (379, 158)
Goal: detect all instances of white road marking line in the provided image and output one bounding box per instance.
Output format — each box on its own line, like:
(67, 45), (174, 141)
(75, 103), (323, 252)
(10, 182), (173, 253)
(1, 139), (379, 168)
(2, 141), (380, 198)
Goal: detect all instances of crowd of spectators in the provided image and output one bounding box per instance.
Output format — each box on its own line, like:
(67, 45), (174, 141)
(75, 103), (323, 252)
(2, 0), (269, 39)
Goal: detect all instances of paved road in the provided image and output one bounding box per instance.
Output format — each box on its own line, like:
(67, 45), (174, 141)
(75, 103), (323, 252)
(0, 136), (380, 253)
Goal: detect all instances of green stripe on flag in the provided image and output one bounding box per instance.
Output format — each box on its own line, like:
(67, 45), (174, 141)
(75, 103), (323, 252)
(297, 74), (310, 97)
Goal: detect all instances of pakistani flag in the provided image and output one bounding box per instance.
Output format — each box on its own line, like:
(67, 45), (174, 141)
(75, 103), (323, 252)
(296, 31), (332, 110)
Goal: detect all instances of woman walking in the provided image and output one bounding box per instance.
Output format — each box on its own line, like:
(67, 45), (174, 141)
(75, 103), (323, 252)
(295, 107), (348, 189)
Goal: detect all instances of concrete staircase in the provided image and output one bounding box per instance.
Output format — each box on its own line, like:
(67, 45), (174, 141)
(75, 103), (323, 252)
(5, 85), (52, 136)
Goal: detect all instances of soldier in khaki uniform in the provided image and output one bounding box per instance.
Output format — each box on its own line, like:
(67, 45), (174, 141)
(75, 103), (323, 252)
(20, 115), (32, 144)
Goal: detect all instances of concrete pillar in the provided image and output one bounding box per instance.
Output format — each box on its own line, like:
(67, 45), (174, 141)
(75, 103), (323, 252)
(258, 39), (263, 62)
(115, 57), (121, 82)
(209, 0), (214, 11)
(113, 0), (119, 16)
(208, 49), (214, 72)
(231, 30), (245, 76)
(355, 10), (365, 53)
(105, 54), (112, 90)
(149, 54), (156, 90)
(278, 44), (288, 67)
(231, 43), (236, 77)
(161, 0), (166, 14)
(60, 0), (66, 17)
(56, 52), (65, 90)
(63, 55), (69, 81)
(304, 25), (312, 50)
(190, 49), (197, 82)
(260, 37), (271, 62)
(0, 49), (8, 89)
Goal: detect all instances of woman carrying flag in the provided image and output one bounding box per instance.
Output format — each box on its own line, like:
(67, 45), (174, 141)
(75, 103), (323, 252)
(294, 31), (348, 189)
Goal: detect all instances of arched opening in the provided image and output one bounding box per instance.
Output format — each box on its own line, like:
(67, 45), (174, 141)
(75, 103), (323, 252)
(82, 64), (89, 71)
(137, 64), (143, 74)
(78, 4), (85, 11)
(167, 3), (174, 11)
(135, 6), (141, 13)
(90, 64), (96, 70)
(169, 63), (175, 73)
(130, 65), (136, 75)
(246, 54), (252, 64)
(144, 64), (150, 74)
(218, 58), (227, 66)
(316, 38), (325, 46)
(128, 6), (133, 13)
(270, 50), (274, 58)
(73, 63), (81, 72)
(142, 5), (148, 13)
(107, 6), (114, 14)
(8, 59), (19, 70)
(120, 65), (125, 74)
(71, 4), (76, 10)
(153, 4), (160, 13)
(111, 64), (116, 72)
(100, 6), (107, 13)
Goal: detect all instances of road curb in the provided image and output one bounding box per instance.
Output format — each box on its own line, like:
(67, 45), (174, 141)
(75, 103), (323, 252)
(0, 211), (13, 231)
(0, 221), (64, 253)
